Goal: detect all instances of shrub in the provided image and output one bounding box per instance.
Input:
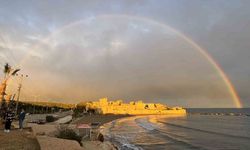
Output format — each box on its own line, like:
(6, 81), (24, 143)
(56, 126), (82, 145)
(46, 115), (56, 122)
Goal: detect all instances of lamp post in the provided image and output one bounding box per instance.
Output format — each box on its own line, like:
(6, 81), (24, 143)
(15, 73), (28, 115)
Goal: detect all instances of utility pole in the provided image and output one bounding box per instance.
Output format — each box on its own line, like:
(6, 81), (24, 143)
(15, 74), (28, 115)
(10, 94), (16, 107)
(15, 83), (22, 114)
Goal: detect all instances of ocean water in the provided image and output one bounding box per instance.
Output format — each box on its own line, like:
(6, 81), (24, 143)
(101, 108), (250, 150)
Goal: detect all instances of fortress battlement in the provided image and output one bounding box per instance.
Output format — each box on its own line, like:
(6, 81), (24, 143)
(85, 98), (186, 115)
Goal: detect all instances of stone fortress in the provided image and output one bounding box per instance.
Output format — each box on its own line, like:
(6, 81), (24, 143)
(86, 98), (186, 115)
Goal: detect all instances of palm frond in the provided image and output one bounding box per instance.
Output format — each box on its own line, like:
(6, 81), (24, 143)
(11, 69), (20, 75)
(4, 63), (11, 74)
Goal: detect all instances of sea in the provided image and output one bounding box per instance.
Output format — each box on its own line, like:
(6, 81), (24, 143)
(101, 108), (250, 150)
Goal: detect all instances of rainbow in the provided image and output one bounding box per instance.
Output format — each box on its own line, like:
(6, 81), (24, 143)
(16, 14), (242, 108)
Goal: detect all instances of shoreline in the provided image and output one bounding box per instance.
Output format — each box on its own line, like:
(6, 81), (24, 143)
(34, 114), (132, 150)
(1, 114), (128, 150)
(72, 114), (133, 150)
(1, 113), (186, 149)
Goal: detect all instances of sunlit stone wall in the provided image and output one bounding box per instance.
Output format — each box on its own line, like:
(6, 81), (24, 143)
(86, 98), (186, 115)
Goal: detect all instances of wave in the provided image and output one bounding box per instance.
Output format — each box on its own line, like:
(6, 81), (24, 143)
(134, 118), (156, 131)
(135, 117), (208, 150)
(106, 134), (143, 150)
(155, 130), (207, 150)
(102, 115), (250, 150)
(122, 143), (143, 150)
(158, 121), (250, 140)
(102, 118), (144, 150)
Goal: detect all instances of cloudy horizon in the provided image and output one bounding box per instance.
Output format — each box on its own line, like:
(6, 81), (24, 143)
(0, 0), (249, 108)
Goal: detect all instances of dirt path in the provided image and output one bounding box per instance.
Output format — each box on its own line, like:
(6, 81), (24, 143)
(0, 124), (40, 150)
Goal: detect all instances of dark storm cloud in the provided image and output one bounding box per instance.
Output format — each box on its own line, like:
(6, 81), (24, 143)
(0, 0), (249, 107)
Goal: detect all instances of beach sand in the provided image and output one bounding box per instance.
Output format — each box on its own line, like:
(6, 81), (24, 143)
(72, 114), (130, 125)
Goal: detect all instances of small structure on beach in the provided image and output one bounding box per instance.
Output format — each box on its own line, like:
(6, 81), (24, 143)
(85, 98), (186, 115)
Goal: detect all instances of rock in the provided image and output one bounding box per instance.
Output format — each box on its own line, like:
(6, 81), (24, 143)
(97, 133), (104, 142)
(37, 136), (83, 150)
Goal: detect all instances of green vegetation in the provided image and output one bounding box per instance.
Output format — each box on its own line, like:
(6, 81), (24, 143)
(46, 115), (57, 122)
(56, 126), (82, 145)
(4, 100), (73, 115)
(73, 102), (87, 117)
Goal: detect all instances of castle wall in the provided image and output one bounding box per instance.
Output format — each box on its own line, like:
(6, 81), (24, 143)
(85, 98), (186, 115)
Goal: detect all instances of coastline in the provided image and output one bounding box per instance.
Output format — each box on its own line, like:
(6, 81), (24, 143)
(3, 110), (249, 149)
(100, 110), (250, 150)
(1, 114), (185, 150)
(34, 114), (132, 150)
(0, 114), (129, 150)
(73, 114), (132, 149)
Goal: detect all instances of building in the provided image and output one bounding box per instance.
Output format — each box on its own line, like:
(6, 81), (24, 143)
(85, 98), (186, 115)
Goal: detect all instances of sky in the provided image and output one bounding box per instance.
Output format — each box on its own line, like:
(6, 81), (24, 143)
(0, 0), (249, 107)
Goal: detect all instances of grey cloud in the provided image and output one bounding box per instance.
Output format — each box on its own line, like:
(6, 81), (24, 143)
(0, 0), (249, 107)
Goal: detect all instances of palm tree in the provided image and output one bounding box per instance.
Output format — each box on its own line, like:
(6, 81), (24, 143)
(1, 63), (20, 110)
(3, 63), (11, 78)
(3, 63), (20, 80)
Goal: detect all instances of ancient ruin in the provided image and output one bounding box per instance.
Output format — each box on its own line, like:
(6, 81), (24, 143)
(85, 98), (186, 115)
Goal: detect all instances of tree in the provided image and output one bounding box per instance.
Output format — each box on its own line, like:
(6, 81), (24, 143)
(4, 63), (11, 78)
(0, 63), (20, 111)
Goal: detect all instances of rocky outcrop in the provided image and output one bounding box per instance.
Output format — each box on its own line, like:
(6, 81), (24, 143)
(37, 136), (83, 150)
